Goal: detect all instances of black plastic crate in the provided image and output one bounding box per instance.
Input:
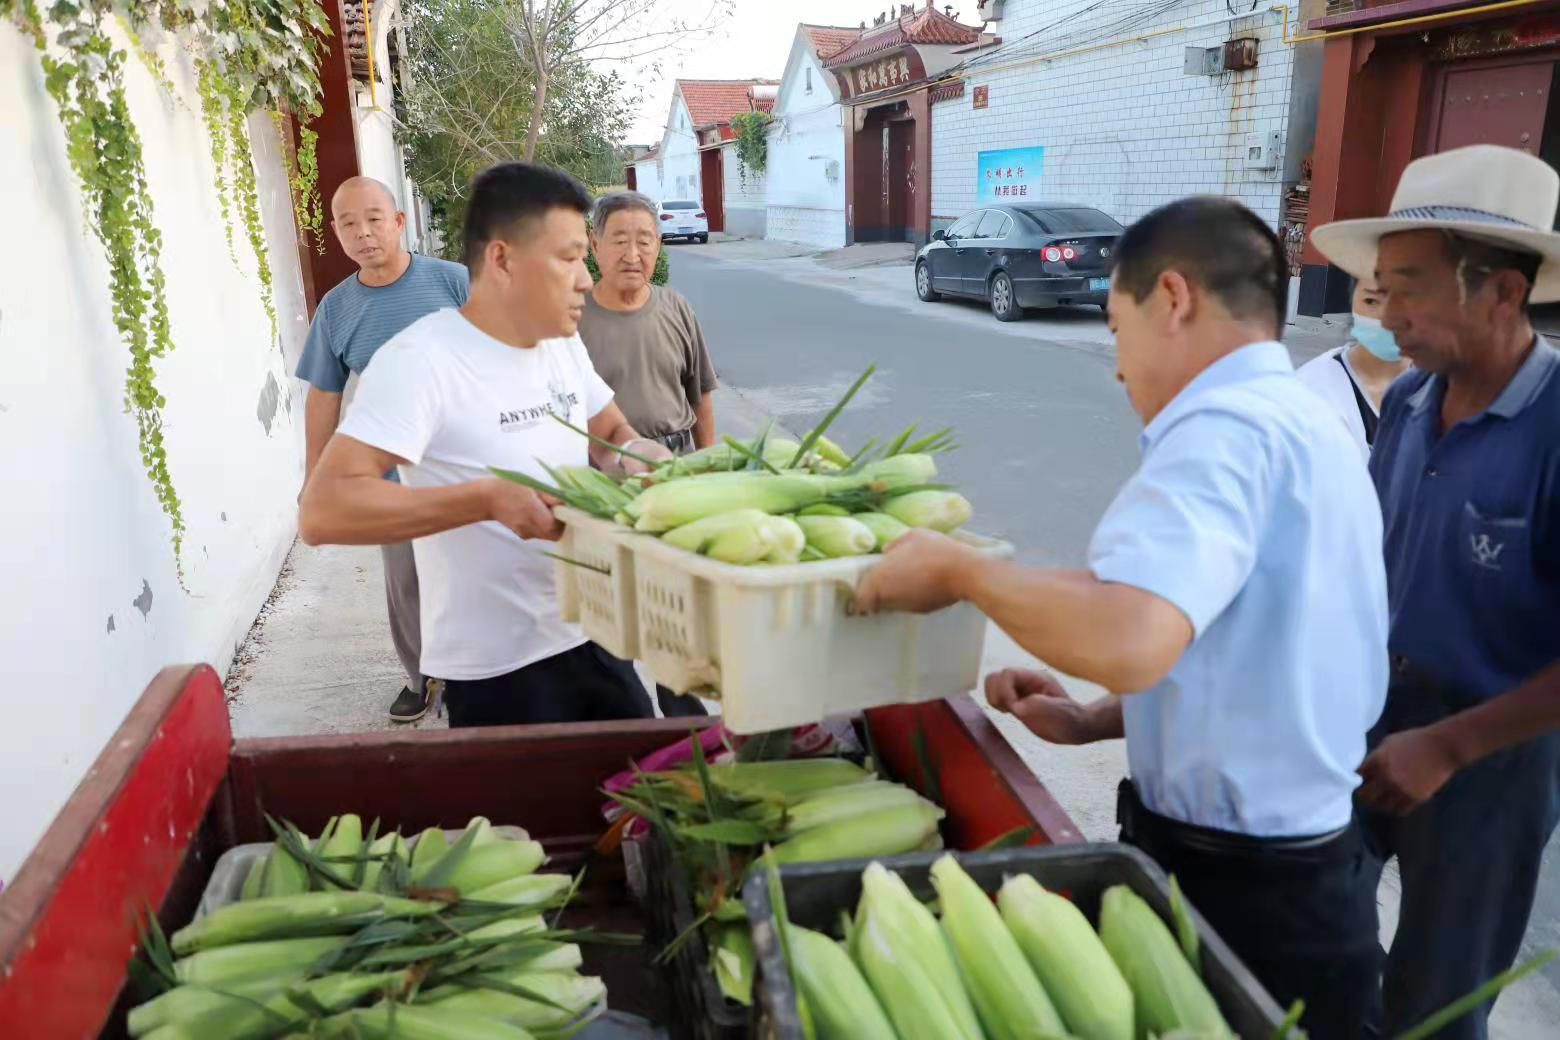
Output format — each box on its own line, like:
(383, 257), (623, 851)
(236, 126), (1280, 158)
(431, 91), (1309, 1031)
(742, 842), (1286, 1040)
(643, 827), (753, 1040)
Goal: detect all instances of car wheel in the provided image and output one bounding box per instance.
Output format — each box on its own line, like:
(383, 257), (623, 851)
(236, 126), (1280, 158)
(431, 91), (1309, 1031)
(990, 272), (1022, 322)
(915, 261), (940, 302)
(698, 234), (709, 243)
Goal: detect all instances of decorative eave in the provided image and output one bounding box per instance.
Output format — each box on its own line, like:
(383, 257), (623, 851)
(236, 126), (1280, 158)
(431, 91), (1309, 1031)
(929, 79), (966, 103)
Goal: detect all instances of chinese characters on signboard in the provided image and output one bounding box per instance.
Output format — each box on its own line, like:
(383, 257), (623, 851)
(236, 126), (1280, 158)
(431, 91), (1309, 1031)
(972, 85), (989, 109)
(852, 55), (912, 95)
(976, 145), (1045, 206)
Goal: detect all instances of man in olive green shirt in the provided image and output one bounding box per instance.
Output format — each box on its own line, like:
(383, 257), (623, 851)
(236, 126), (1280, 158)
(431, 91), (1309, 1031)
(579, 192), (717, 455)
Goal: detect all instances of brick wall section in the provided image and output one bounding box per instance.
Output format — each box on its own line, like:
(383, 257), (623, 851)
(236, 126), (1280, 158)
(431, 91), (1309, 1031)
(931, 0), (1296, 232)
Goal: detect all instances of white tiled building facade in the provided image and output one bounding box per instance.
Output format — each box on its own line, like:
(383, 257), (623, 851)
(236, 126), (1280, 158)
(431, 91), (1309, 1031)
(766, 28), (850, 250)
(932, 0), (1301, 233)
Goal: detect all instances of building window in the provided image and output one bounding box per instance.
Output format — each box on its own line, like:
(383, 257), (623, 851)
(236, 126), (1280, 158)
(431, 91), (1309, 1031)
(805, 68), (813, 93)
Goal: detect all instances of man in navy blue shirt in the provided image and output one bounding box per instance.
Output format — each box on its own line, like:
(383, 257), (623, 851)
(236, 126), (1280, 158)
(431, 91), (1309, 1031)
(1314, 145), (1560, 1038)
(295, 176), (468, 724)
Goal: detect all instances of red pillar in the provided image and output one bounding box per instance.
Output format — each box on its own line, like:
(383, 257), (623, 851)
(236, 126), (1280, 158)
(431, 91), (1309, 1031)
(299, 0), (363, 314)
(910, 87), (932, 245)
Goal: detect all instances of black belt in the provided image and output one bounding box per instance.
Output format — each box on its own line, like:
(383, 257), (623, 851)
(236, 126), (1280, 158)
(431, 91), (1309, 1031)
(652, 428), (696, 455)
(1117, 779), (1349, 857)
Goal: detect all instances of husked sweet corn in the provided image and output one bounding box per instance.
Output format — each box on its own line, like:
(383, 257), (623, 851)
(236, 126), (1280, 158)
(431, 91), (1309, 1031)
(788, 924), (896, 1040)
(1098, 885), (1231, 1039)
(999, 875), (1134, 1040)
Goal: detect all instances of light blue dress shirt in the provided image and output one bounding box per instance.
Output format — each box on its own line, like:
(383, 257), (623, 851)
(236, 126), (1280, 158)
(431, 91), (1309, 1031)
(1088, 341), (1389, 837)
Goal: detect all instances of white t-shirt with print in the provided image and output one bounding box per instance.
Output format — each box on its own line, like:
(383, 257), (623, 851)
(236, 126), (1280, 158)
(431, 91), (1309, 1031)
(339, 307), (615, 681)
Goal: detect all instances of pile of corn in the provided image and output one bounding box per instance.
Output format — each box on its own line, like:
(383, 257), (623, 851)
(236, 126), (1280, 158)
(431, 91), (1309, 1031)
(784, 855), (1233, 1040)
(127, 815), (611, 1039)
(497, 364), (976, 565)
(613, 756), (943, 1007)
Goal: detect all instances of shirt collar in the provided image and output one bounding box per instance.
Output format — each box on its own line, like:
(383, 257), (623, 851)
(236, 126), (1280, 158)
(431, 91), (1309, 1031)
(1408, 336), (1558, 420)
(1141, 341), (1293, 449)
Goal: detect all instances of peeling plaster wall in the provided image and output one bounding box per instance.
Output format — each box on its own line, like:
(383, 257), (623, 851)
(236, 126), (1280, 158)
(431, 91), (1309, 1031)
(0, 23), (308, 880)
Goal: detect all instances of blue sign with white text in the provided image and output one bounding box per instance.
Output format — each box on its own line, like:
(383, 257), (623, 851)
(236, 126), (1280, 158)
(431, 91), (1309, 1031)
(977, 146), (1045, 206)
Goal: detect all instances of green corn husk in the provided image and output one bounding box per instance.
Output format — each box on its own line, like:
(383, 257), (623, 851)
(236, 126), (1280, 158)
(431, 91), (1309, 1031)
(262, 839), (310, 898)
(796, 515), (876, 558)
(807, 432), (852, 468)
(702, 759), (874, 801)
(770, 800), (944, 864)
(465, 914), (546, 942)
(798, 503), (851, 517)
(128, 973), (301, 1037)
(853, 863), (982, 1040)
(239, 854), (269, 901)
(147, 970), (405, 1040)
(436, 839), (547, 895)
(358, 832), (408, 893)
(409, 827), (448, 883)
(788, 924), (897, 1040)
(762, 515), (806, 564)
(711, 923), (756, 1006)
(170, 891), (441, 955)
(779, 781), (929, 837)
(859, 453), (938, 488)
(999, 875), (1133, 1040)
(461, 816), (498, 847)
(467, 872), (573, 909)
(328, 1001), (539, 1040)
(853, 512), (911, 550)
(1098, 885), (1231, 1039)
(631, 472), (835, 531)
(422, 973), (606, 1029)
(663, 509), (784, 565)
(173, 935), (347, 985)
(318, 814), (363, 889)
(930, 854), (1067, 1039)
(883, 490), (972, 533)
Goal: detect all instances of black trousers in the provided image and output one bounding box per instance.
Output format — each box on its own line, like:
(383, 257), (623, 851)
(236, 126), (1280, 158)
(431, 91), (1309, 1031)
(439, 642), (655, 728)
(1118, 780), (1381, 1039)
(655, 684), (709, 718)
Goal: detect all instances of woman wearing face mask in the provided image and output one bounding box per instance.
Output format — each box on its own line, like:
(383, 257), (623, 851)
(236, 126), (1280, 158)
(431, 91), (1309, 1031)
(1296, 280), (1411, 459)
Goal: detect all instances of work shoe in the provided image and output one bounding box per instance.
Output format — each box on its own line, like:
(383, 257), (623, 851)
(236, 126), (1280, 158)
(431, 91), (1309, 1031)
(389, 680), (435, 723)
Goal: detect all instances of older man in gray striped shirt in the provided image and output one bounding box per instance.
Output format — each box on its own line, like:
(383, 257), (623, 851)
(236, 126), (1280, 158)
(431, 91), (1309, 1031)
(295, 176), (468, 723)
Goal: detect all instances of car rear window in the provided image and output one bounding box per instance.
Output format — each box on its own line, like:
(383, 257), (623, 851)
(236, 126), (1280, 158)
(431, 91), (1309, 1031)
(663, 201), (700, 211)
(1019, 208), (1122, 234)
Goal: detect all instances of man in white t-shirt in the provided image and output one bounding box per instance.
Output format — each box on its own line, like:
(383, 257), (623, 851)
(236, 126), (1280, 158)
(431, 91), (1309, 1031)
(299, 162), (672, 727)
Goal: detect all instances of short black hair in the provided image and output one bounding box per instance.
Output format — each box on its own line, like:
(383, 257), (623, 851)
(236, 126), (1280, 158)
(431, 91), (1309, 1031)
(1111, 196), (1287, 333)
(462, 162), (592, 270)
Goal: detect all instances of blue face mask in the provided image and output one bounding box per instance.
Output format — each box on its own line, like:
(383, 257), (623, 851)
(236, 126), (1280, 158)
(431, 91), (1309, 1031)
(1352, 313), (1401, 362)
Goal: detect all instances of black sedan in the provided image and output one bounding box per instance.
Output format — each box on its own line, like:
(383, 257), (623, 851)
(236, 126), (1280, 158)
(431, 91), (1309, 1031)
(914, 203), (1122, 321)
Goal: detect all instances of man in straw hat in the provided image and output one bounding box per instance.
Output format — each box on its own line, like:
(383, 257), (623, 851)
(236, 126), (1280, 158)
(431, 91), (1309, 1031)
(1313, 144), (1560, 1038)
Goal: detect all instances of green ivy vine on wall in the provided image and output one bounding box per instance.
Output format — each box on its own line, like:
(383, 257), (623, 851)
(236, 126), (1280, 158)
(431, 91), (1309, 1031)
(730, 110), (772, 189)
(4, 0), (331, 575)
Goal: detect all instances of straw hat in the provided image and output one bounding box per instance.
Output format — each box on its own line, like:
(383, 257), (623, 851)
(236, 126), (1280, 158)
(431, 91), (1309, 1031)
(1311, 144), (1560, 303)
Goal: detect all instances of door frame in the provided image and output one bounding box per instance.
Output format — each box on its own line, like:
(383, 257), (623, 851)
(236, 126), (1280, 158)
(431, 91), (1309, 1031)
(1422, 51), (1560, 155)
(699, 147), (725, 232)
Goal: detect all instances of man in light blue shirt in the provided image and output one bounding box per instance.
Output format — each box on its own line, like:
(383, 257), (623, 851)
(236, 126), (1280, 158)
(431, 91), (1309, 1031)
(857, 197), (1388, 1036)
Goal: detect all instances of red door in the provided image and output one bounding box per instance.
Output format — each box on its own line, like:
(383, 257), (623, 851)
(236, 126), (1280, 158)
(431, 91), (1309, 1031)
(1433, 60), (1553, 155)
(700, 149), (725, 232)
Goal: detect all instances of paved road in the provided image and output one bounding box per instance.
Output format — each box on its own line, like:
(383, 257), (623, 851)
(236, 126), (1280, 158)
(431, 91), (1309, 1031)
(665, 245), (1560, 1034)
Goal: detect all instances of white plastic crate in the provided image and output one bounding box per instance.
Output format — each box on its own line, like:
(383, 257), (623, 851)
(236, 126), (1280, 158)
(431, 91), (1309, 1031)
(555, 509), (641, 660)
(555, 507), (1012, 733)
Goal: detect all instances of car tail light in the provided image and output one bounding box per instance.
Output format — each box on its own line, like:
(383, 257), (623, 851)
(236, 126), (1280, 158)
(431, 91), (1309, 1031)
(1061, 246), (1077, 261)
(1043, 246), (1062, 262)
(695, 212), (706, 219)
(659, 213), (672, 221)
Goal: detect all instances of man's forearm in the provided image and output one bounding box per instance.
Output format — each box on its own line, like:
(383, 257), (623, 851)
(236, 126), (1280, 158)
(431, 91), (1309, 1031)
(303, 389), (343, 484)
(953, 559), (1188, 694)
(1084, 694), (1127, 741)
(1433, 659), (1560, 769)
(693, 391), (716, 450)
(299, 476), (491, 546)
(588, 418), (643, 470)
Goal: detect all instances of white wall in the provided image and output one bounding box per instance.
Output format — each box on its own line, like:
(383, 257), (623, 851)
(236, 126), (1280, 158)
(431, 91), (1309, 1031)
(0, 23), (308, 880)
(722, 140), (767, 238)
(660, 94), (702, 203)
(766, 39), (846, 249)
(355, 0), (421, 251)
(632, 158), (665, 204)
(931, 0), (1296, 232)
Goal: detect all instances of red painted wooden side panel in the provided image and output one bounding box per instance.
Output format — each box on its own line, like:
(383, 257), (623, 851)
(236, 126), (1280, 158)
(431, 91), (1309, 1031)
(0, 666), (231, 1039)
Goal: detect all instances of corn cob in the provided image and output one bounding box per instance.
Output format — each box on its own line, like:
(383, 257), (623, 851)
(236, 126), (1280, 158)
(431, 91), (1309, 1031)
(853, 863), (983, 1040)
(318, 814), (363, 888)
(780, 781), (929, 837)
(239, 854), (268, 901)
(930, 854), (1067, 1039)
(421, 972), (606, 1029)
(173, 935), (347, 985)
(663, 509), (786, 564)
(702, 759), (873, 801)
(770, 800), (943, 864)
(262, 839), (310, 898)
(466, 914), (546, 942)
(787, 924), (896, 1040)
(762, 514), (807, 564)
(798, 503), (851, 517)
(145, 970), (404, 1040)
(127, 973), (299, 1037)
(468, 872), (573, 909)
(332, 1001), (539, 1040)
(999, 875), (1134, 1040)
(852, 511), (911, 549)
(432, 838), (546, 895)
(711, 922), (755, 1005)
(409, 827), (448, 883)
(797, 515), (877, 558)
(171, 891), (441, 955)
(1097, 885), (1231, 1038)
(358, 831), (408, 893)
(884, 490), (972, 532)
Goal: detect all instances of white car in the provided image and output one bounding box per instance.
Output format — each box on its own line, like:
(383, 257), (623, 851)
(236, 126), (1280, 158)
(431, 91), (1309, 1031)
(658, 200), (709, 243)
